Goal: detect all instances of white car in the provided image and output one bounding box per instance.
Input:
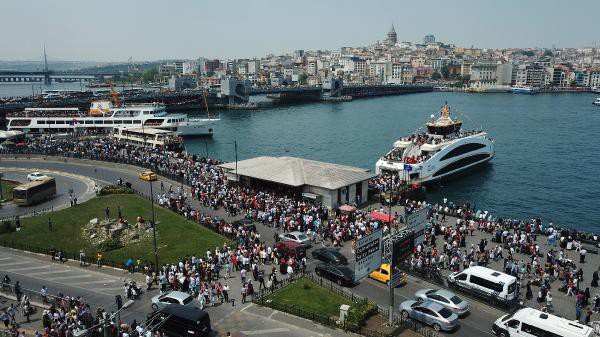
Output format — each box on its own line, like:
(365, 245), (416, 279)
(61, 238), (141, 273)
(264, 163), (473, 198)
(150, 291), (197, 310)
(278, 231), (311, 246)
(27, 172), (48, 181)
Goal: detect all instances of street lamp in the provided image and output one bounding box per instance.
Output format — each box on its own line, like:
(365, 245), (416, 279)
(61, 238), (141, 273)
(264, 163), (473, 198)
(0, 172), (4, 207)
(149, 180), (159, 272)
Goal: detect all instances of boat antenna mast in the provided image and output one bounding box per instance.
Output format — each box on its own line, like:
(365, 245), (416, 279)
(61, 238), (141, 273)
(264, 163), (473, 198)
(109, 80), (122, 107)
(202, 90), (212, 119)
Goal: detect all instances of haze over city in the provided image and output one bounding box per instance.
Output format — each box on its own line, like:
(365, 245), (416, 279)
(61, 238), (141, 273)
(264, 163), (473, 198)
(2, 0), (600, 61)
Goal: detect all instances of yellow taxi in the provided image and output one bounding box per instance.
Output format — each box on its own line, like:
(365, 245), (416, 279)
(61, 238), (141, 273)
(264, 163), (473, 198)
(369, 263), (407, 286)
(138, 171), (158, 181)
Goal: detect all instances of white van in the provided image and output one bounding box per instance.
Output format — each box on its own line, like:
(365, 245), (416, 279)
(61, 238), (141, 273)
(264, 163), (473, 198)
(492, 307), (594, 337)
(447, 266), (518, 300)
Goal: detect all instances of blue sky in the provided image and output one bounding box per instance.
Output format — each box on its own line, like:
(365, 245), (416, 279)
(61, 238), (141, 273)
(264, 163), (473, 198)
(2, 0), (599, 62)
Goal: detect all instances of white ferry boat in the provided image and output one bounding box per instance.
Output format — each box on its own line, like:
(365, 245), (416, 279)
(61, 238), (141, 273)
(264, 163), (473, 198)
(593, 98), (600, 106)
(592, 86), (600, 93)
(375, 103), (495, 184)
(5, 100), (219, 137)
(511, 85), (537, 95)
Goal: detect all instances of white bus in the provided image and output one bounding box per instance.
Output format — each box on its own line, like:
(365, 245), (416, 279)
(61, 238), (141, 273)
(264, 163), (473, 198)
(447, 266), (518, 301)
(492, 307), (594, 337)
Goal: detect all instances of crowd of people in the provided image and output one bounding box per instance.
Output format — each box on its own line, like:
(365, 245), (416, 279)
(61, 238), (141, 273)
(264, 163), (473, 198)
(4, 135), (600, 330)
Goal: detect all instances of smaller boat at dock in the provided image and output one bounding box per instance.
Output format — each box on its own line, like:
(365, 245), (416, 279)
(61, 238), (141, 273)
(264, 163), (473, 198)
(593, 98), (600, 106)
(511, 85), (537, 95)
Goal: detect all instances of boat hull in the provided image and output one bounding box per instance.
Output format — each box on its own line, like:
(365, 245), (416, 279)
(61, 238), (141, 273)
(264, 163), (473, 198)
(376, 134), (495, 184)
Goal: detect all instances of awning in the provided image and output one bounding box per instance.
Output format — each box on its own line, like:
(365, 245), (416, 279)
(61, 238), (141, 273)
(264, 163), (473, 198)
(368, 211), (396, 223)
(339, 204), (356, 213)
(301, 192), (319, 200)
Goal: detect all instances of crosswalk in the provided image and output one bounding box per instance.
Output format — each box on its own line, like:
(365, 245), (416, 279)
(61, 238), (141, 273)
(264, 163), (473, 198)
(0, 252), (128, 296)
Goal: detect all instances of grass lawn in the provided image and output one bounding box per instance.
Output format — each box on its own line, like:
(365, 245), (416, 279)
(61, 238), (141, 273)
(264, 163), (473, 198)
(267, 278), (351, 318)
(0, 179), (17, 201)
(0, 194), (234, 265)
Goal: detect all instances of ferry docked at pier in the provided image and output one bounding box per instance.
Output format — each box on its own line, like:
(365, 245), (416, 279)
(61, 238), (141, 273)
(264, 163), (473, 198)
(5, 100), (219, 137)
(375, 103), (495, 184)
(511, 85), (537, 95)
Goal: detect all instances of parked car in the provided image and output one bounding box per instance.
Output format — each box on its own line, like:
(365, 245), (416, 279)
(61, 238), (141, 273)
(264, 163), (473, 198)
(147, 304), (211, 337)
(314, 263), (354, 286)
(232, 218), (256, 233)
(139, 171), (158, 181)
(415, 288), (469, 316)
(27, 172), (48, 181)
(278, 231), (310, 246)
(369, 263), (407, 286)
(274, 241), (306, 259)
(311, 247), (348, 265)
(400, 300), (459, 332)
(151, 291), (197, 310)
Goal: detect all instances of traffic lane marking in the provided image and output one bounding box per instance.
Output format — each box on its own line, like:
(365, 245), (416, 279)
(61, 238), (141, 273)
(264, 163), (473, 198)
(240, 328), (291, 335)
(1, 270), (116, 296)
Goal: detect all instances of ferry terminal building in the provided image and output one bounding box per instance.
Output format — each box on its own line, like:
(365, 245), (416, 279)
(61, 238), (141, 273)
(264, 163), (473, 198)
(218, 156), (376, 209)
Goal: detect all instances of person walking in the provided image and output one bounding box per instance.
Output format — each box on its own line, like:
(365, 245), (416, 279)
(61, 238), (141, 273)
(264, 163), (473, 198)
(48, 217), (52, 231)
(240, 268), (247, 284)
(585, 307), (593, 325)
(14, 281), (22, 302)
(576, 304), (582, 322)
(223, 284), (229, 303)
(105, 207), (110, 219)
(40, 286), (48, 304)
(96, 252), (102, 267)
(79, 250), (86, 267)
(525, 280), (532, 300)
(545, 292), (553, 312)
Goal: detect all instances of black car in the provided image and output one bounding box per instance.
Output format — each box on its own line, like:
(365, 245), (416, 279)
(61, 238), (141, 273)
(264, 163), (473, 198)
(311, 247), (348, 265)
(314, 263), (354, 286)
(147, 304), (211, 337)
(232, 218), (256, 233)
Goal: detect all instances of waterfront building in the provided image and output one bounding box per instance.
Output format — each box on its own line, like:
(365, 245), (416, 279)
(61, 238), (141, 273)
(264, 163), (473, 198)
(590, 70), (600, 87)
(469, 62), (498, 89)
(218, 156), (376, 208)
(574, 70), (590, 87)
(385, 25), (398, 46)
(423, 34), (436, 44)
(496, 63), (513, 86)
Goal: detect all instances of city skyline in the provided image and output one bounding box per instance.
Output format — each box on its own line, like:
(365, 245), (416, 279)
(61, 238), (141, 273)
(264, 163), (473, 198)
(2, 0), (600, 62)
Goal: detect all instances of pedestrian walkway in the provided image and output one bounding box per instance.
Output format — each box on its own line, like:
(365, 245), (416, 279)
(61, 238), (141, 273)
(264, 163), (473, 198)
(0, 250), (133, 297)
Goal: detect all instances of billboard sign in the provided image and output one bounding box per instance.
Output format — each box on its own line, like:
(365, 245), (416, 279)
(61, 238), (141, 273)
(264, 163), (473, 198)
(405, 207), (428, 245)
(354, 230), (383, 281)
(391, 232), (414, 266)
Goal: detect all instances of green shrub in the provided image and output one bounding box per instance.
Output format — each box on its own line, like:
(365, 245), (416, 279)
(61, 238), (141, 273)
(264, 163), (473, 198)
(99, 185), (134, 196)
(345, 298), (378, 331)
(0, 220), (15, 235)
(97, 238), (122, 252)
(303, 282), (311, 290)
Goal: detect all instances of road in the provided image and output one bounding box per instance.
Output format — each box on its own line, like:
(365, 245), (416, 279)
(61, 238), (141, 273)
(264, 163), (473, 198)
(0, 167), (95, 219)
(0, 157), (505, 337)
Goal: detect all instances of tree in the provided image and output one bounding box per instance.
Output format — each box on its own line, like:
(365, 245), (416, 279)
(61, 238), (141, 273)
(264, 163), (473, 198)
(543, 50), (554, 57)
(441, 65), (450, 79)
(298, 73), (308, 85)
(142, 68), (158, 83)
(431, 71), (442, 80)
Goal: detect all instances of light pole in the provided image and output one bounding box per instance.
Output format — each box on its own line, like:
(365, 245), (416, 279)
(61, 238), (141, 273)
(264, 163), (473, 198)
(0, 172), (4, 207)
(149, 180), (159, 272)
(234, 140), (238, 183)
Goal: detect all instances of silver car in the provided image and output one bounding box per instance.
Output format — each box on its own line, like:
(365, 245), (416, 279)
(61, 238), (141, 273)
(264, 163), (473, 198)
(415, 288), (469, 316)
(400, 300), (459, 332)
(151, 291), (197, 310)
(278, 231), (311, 246)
